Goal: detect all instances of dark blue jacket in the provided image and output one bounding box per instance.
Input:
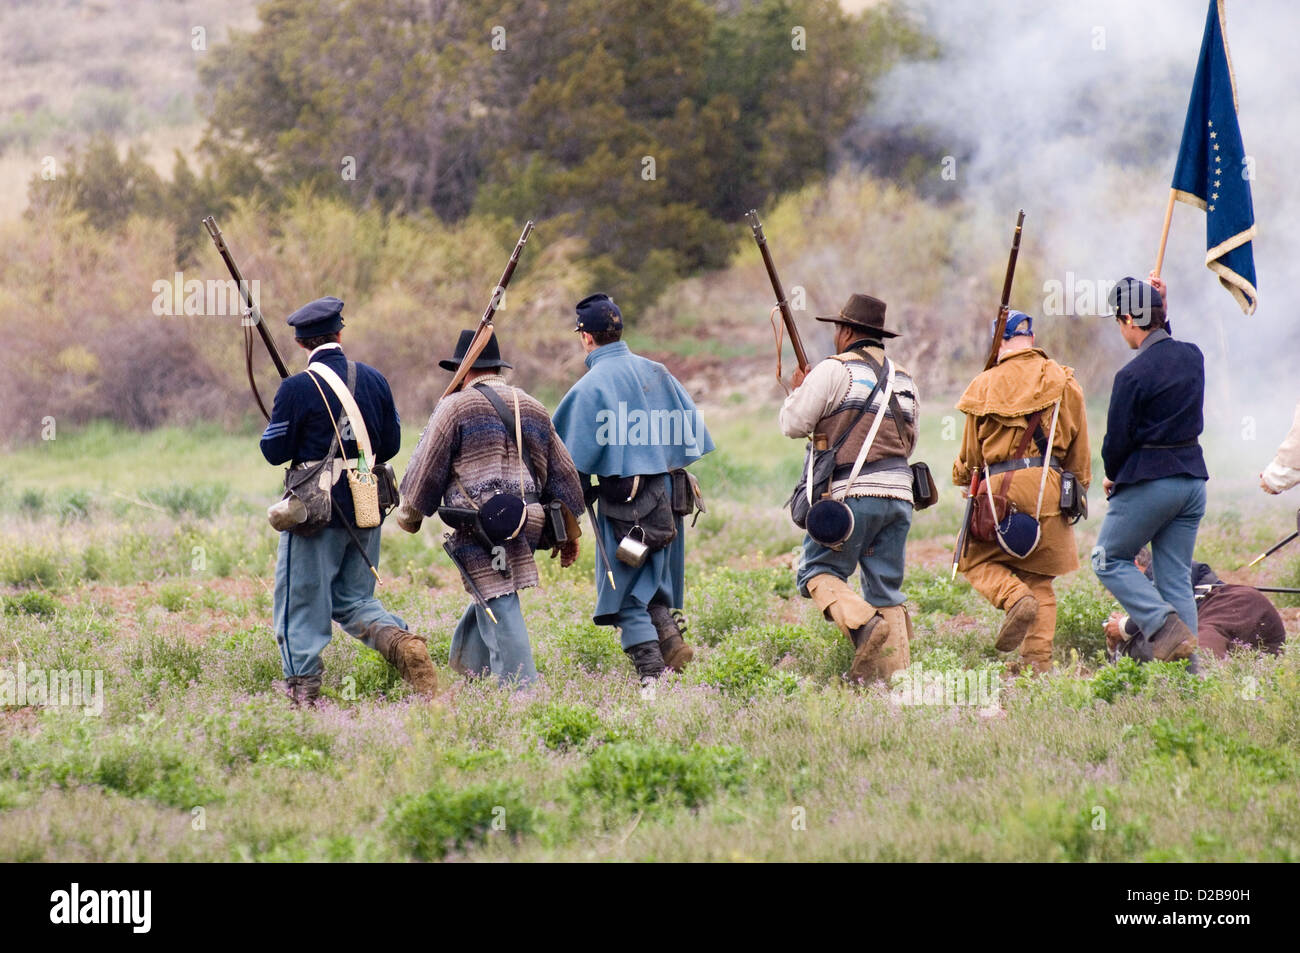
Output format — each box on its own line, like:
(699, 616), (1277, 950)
(1101, 330), (1208, 491)
(259, 345), (401, 528)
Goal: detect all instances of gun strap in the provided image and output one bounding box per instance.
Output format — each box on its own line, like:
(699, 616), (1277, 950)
(474, 382), (540, 497)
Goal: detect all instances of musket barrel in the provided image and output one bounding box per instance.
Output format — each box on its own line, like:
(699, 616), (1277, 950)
(202, 216), (290, 380)
(746, 210), (810, 373)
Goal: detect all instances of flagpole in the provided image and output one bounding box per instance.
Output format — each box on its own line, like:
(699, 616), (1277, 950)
(1153, 188), (1176, 278)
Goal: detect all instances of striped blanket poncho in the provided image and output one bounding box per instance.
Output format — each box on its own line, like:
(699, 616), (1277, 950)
(400, 375), (585, 601)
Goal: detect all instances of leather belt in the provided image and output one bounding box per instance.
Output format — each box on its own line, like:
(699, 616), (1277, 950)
(985, 455), (1062, 476)
(832, 456), (910, 481)
(1140, 440), (1198, 450)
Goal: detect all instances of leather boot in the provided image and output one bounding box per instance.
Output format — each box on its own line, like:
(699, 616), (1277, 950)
(298, 674), (322, 707)
(995, 595), (1039, 652)
(648, 604), (694, 672)
(370, 625), (439, 697)
(1147, 613), (1198, 662)
(284, 676), (303, 707)
(625, 640), (666, 681)
(846, 614), (891, 685)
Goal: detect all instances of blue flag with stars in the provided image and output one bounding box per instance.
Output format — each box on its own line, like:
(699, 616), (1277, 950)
(1171, 0), (1257, 314)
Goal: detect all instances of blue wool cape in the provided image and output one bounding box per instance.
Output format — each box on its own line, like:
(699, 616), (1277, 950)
(553, 343), (714, 623)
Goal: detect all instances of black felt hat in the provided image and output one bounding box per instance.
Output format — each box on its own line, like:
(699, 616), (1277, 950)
(439, 329), (513, 372)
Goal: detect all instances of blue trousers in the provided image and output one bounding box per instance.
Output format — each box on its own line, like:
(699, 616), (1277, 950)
(1092, 475), (1206, 636)
(797, 496), (912, 606)
(273, 526), (407, 677)
(451, 592), (536, 687)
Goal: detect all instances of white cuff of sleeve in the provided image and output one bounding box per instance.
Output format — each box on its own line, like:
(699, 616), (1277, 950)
(1262, 462), (1300, 493)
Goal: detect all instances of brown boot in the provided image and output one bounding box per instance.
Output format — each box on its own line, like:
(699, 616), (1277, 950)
(649, 604), (694, 672)
(371, 625), (439, 698)
(1147, 613), (1198, 662)
(284, 674), (322, 707)
(847, 614), (891, 685)
(995, 595), (1039, 652)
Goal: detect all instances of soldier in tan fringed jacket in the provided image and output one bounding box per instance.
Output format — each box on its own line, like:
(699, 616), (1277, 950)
(953, 311), (1091, 674)
(1261, 399), (1300, 494)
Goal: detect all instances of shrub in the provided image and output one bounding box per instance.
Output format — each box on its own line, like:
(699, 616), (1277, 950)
(387, 782), (533, 861)
(1054, 580), (1112, 658)
(0, 546), (63, 588)
(141, 484), (230, 519)
(905, 568), (973, 616)
(1090, 655), (1149, 703)
(690, 643), (797, 699)
(688, 567), (790, 644)
(2, 591), (59, 617)
(570, 741), (747, 816)
(128, 632), (204, 692)
(531, 702), (603, 751)
(552, 622), (626, 673)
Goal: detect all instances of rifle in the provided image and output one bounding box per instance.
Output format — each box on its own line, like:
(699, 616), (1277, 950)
(585, 500), (617, 590)
(202, 216), (289, 421)
(437, 220), (535, 403)
(745, 210), (810, 380)
(202, 215), (383, 584)
(951, 469), (980, 580)
(443, 535), (498, 624)
(1244, 510), (1300, 568)
(984, 209), (1026, 371)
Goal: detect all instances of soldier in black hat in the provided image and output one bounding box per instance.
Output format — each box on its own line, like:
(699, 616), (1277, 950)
(779, 293), (920, 685)
(397, 330), (585, 688)
(260, 296), (437, 706)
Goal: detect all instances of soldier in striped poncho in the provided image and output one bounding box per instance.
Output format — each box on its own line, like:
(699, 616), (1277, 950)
(396, 331), (585, 688)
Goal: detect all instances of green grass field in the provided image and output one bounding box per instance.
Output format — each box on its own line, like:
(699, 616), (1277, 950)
(1, 411), (1298, 861)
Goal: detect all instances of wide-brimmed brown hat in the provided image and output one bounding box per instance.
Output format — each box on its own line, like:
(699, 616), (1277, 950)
(814, 293), (899, 338)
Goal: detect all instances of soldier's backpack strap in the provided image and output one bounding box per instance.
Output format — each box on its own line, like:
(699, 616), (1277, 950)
(307, 362), (375, 468)
(474, 382), (541, 501)
(852, 350), (916, 456)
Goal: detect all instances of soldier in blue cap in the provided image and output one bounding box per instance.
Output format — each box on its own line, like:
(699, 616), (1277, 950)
(259, 295), (437, 705)
(953, 309), (1091, 674)
(553, 293), (715, 681)
(1091, 274), (1206, 670)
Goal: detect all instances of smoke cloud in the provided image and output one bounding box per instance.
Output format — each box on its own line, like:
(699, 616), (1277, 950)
(863, 0), (1300, 491)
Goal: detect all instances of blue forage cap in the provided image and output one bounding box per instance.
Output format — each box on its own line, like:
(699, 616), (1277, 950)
(574, 293), (623, 333)
(1107, 277), (1164, 328)
(991, 310), (1034, 342)
(286, 296), (345, 339)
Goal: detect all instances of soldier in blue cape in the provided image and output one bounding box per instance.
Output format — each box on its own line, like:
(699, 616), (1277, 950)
(553, 294), (715, 680)
(259, 296), (437, 705)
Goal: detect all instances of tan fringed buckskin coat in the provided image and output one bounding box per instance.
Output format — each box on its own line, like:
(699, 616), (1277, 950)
(952, 347), (1091, 576)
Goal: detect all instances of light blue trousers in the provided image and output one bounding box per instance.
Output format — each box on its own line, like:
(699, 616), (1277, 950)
(451, 592), (537, 688)
(797, 496), (913, 606)
(1092, 475), (1207, 636)
(273, 526), (407, 678)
